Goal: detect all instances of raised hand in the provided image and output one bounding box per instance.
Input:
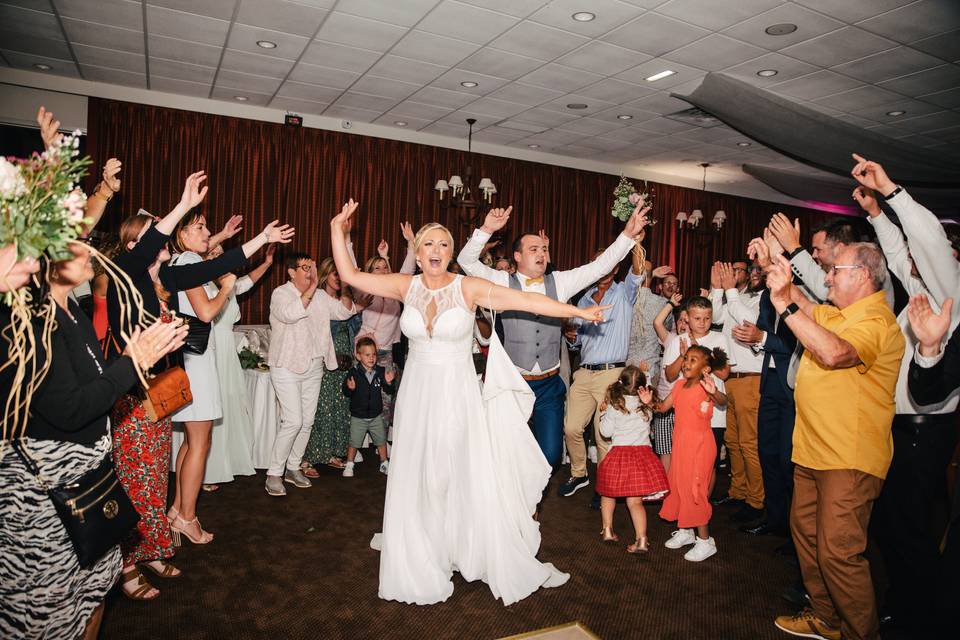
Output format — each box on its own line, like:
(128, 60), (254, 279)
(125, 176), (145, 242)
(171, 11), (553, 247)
(670, 292), (683, 307)
(124, 317), (188, 370)
(220, 214), (243, 240)
(384, 367), (396, 384)
(852, 186), (881, 217)
(624, 204), (651, 238)
(101, 158), (122, 193)
(480, 206), (512, 234)
(767, 254), (794, 305)
(36, 106), (62, 148)
(577, 303), (613, 324)
(907, 294), (953, 354)
(264, 243), (277, 264)
(763, 226), (783, 261)
(378, 239), (389, 258)
(262, 220), (295, 244)
(679, 336), (690, 355)
(851, 153), (896, 195)
(538, 229), (550, 249)
(709, 262), (722, 289)
(346, 376), (356, 391)
(652, 265), (673, 279)
(400, 221), (415, 244)
(180, 171), (208, 210)
(700, 375), (717, 395)
(719, 262), (736, 290)
(732, 320), (763, 344)
(331, 199), (359, 231)
(768, 213), (801, 253)
(638, 386), (653, 405)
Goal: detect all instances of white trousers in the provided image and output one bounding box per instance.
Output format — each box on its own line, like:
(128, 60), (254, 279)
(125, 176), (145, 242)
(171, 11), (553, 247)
(268, 359), (324, 476)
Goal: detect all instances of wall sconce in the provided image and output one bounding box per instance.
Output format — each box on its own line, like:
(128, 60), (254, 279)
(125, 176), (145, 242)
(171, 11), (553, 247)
(712, 210), (726, 229)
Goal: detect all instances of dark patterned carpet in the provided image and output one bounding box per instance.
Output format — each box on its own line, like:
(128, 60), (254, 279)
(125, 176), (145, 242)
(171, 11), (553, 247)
(100, 460), (808, 640)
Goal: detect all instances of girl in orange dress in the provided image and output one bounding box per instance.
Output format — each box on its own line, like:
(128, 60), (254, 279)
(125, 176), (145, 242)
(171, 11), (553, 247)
(656, 345), (728, 562)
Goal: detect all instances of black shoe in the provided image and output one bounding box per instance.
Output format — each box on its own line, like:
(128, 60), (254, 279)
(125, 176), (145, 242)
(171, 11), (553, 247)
(739, 521), (787, 537)
(780, 582), (810, 608)
(589, 492), (601, 510)
(731, 504), (765, 523)
(557, 475), (590, 497)
(711, 495), (744, 507)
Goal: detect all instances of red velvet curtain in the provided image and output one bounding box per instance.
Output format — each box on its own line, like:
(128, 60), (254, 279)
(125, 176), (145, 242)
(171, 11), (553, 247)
(86, 98), (837, 323)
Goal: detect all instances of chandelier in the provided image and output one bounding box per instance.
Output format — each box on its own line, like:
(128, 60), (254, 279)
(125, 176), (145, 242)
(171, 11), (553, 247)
(676, 163), (726, 230)
(434, 118), (496, 227)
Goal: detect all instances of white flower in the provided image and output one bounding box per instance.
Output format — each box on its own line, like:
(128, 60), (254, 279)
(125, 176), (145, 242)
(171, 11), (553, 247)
(0, 157), (26, 199)
(63, 188), (87, 223)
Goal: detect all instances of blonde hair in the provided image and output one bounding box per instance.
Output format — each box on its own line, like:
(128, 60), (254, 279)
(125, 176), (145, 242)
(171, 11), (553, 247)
(317, 256), (338, 293)
(364, 255), (388, 273)
(413, 223), (455, 253)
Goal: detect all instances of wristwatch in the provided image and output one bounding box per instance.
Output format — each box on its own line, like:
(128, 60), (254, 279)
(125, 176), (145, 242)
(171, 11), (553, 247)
(779, 302), (799, 322)
(883, 185), (903, 201)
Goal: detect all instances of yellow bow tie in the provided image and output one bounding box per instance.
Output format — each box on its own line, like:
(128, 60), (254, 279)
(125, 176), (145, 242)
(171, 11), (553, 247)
(525, 276), (544, 286)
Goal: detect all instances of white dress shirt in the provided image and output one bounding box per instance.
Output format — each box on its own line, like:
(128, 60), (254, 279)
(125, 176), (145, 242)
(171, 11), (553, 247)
(710, 286), (764, 374)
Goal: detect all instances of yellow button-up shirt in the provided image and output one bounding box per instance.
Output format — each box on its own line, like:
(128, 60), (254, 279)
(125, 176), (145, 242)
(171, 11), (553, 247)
(793, 291), (905, 479)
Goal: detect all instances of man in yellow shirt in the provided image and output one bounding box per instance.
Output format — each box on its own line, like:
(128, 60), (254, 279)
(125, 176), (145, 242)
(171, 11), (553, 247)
(765, 244), (904, 640)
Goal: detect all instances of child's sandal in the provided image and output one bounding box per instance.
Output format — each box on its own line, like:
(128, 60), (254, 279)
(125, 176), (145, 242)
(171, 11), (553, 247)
(627, 537), (649, 554)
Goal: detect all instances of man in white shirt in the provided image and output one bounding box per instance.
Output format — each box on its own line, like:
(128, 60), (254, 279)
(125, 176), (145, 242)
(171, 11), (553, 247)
(457, 204), (648, 497)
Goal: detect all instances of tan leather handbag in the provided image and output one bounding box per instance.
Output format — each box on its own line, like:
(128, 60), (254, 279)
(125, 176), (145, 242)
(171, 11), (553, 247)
(142, 367), (192, 422)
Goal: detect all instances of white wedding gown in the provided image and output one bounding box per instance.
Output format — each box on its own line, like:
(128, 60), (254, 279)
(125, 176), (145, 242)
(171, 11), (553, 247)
(374, 275), (569, 606)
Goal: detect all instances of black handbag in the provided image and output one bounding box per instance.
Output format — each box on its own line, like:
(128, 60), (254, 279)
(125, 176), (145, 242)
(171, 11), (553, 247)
(13, 441), (140, 569)
(181, 315), (211, 355)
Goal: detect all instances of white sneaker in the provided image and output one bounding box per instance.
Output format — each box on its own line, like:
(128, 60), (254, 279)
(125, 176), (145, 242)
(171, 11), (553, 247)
(379, 460), (389, 475)
(664, 528), (697, 549)
(342, 462), (355, 478)
(354, 451), (364, 463)
(684, 536), (717, 562)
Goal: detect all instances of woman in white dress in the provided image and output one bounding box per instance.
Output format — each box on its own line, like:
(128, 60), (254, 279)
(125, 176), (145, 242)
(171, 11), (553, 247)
(330, 200), (620, 606)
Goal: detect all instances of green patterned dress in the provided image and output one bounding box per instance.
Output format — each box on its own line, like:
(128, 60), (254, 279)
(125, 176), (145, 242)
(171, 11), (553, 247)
(304, 318), (354, 465)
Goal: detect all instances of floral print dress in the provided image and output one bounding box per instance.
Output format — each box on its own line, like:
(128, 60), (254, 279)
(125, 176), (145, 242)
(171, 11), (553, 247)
(304, 318), (355, 465)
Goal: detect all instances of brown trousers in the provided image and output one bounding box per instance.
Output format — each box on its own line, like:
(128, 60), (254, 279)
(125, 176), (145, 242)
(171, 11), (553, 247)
(791, 465), (884, 640)
(563, 367), (620, 478)
(724, 375), (764, 508)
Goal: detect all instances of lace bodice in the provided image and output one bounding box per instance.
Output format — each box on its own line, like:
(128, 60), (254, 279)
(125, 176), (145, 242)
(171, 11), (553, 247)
(400, 275), (475, 354)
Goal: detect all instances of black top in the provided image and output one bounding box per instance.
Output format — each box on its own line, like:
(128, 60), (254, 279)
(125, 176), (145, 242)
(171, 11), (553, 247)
(342, 364), (395, 419)
(26, 299), (139, 445)
(105, 225), (247, 370)
(908, 325), (960, 406)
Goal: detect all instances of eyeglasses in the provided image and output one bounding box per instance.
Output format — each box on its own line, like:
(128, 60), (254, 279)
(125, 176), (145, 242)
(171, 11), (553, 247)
(732, 267), (747, 273)
(747, 266), (762, 273)
(296, 264), (315, 272)
(828, 264), (863, 275)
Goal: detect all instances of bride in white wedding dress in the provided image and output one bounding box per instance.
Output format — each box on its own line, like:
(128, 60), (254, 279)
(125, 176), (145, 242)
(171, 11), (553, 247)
(330, 200), (614, 606)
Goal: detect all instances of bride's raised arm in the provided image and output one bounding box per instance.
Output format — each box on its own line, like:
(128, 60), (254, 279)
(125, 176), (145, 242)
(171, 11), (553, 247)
(461, 276), (611, 324)
(331, 199), (410, 302)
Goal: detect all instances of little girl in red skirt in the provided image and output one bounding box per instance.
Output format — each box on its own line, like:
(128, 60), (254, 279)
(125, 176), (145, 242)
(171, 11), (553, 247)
(596, 366), (670, 553)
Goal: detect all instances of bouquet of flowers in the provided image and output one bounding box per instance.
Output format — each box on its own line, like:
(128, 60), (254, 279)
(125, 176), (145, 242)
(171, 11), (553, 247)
(238, 346), (268, 370)
(611, 175), (653, 222)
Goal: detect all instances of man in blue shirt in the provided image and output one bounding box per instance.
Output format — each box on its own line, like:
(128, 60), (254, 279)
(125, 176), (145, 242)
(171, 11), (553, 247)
(560, 240), (645, 497)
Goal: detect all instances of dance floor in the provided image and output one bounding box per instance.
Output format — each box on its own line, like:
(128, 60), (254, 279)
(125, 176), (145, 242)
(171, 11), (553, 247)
(101, 459), (803, 640)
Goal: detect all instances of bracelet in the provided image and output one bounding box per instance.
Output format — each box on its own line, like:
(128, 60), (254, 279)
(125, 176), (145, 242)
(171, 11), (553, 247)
(883, 185), (903, 201)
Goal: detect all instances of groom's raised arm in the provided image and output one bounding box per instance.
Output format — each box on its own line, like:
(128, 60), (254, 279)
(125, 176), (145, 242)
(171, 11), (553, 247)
(457, 207), (512, 286)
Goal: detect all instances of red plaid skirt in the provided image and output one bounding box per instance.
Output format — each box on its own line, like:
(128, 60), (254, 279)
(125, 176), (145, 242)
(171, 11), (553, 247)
(597, 445), (670, 499)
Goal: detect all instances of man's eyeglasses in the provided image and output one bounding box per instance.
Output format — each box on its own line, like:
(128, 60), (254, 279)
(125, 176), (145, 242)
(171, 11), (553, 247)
(828, 264), (863, 275)
(732, 266), (747, 273)
(747, 266), (762, 273)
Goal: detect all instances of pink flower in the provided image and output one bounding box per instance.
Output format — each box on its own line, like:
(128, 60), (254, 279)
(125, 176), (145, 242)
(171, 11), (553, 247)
(628, 192), (642, 205)
(63, 188), (86, 224)
(0, 157), (25, 199)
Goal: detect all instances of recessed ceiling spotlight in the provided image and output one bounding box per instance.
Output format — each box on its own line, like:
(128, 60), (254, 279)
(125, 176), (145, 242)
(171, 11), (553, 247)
(234, 95), (249, 101)
(572, 11), (595, 22)
(394, 121), (408, 126)
(765, 23), (798, 36)
(33, 63), (52, 71)
(567, 103), (588, 109)
(256, 40), (277, 49)
(528, 144), (540, 149)
(617, 114), (633, 120)
(757, 69), (778, 77)
(737, 141), (752, 147)
(645, 70), (676, 82)
(460, 81), (478, 88)
(886, 110), (906, 117)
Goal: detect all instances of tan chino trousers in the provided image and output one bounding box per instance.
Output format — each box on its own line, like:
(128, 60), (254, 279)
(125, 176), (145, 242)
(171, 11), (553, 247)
(724, 375), (765, 509)
(563, 367), (621, 478)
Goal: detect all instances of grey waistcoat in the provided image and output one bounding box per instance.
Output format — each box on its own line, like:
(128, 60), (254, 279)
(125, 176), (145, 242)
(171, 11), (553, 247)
(501, 273), (562, 371)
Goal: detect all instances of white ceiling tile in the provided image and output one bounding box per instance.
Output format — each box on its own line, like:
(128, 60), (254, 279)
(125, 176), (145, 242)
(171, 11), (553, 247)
(300, 40), (380, 73)
(314, 12), (406, 53)
(857, 98), (944, 122)
(420, 121), (472, 137)
(459, 48), (545, 81)
(148, 35), (221, 66)
(624, 91), (693, 115)
(431, 68), (510, 95)
(270, 97), (331, 115)
(524, 128), (589, 145)
(211, 86), (273, 106)
(577, 78), (654, 104)
(215, 68), (284, 94)
(918, 87), (960, 109)
(722, 3), (844, 50)
(511, 107), (580, 127)
(655, 0), (783, 31)
(488, 82), (566, 106)
(368, 55), (447, 85)
(769, 70), (865, 100)
(418, 1), (519, 45)
(603, 13), (710, 57)
(390, 30), (481, 65)
(275, 81), (343, 103)
(791, 0), (915, 24)
(336, 0), (437, 27)
(388, 101), (453, 120)
(490, 21), (589, 60)
(668, 77), (706, 95)
(373, 115), (434, 130)
(527, 0), (646, 38)
(857, 0), (960, 44)
(466, 97), (531, 118)
(150, 57), (216, 83)
(54, 0), (143, 31)
(352, 75), (421, 99)
(0, 0), (51, 10)
(879, 64), (960, 96)
(780, 26), (898, 67)
(235, 0), (329, 37)
(556, 42), (649, 76)
(81, 64), (147, 88)
(62, 18), (144, 53)
(557, 117), (626, 135)
(518, 63), (603, 93)
(662, 34), (766, 72)
(409, 86), (478, 109)
(831, 46), (945, 84)
(146, 0), (236, 20)
(496, 119), (549, 133)
(437, 110), (504, 129)
(615, 58), (705, 89)
(332, 91), (398, 112)
(288, 62), (360, 89)
(677, 125), (741, 143)
(592, 104), (660, 122)
(909, 29), (960, 63)
(0, 4), (62, 40)
(575, 136), (633, 151)
(323, 104), (382, 122)
(471, 127), (530, 143)
(813, 85), (902, 111)
(631, 116), (699, 134)
(73, 43), (145, 73)
(221, 49), (296, 77)
(721, 52), (819, 86)
(542, 94), (616, 116)
(225, 24), (309, 60)
(894, 110), (960, 134)
(1, 49), (79, 76)
(146, 5), (230, 46)
(0, 29), (72, 59)
(455, 0), (546, 18)
(151, 74), (211, 97)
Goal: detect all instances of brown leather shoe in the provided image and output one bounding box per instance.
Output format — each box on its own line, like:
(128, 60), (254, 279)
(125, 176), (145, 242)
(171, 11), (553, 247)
(774, 609), (841, 640)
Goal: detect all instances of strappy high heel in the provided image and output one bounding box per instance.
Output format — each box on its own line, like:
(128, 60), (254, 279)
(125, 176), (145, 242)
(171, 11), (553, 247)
(142, 560), (182, 579)
(121, 567), (159, 601)
(166, 507), (178, 525)
(600, 527), (619, 543)
(170, 515), (214, 546)
(627, 536), (650, 554)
